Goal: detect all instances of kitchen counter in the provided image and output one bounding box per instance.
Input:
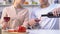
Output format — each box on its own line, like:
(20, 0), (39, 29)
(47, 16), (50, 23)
(2, 29), (60, 34)
(2, 30), (28, 34)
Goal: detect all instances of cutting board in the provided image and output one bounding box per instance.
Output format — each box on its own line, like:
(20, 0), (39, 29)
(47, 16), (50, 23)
(2, 31), (28, 34)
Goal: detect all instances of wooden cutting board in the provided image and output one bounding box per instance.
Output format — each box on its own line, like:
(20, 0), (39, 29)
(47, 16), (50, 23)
(2, 31), (28, 34)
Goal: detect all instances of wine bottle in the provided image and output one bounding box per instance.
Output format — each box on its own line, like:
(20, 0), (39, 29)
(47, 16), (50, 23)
(41, 12), (60, 18)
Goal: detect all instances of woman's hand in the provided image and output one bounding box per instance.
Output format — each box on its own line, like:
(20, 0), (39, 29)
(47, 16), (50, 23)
(2, 22), (8, 30)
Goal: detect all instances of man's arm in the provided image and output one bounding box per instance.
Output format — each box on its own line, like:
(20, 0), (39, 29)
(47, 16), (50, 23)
(28, 10), (40, 27)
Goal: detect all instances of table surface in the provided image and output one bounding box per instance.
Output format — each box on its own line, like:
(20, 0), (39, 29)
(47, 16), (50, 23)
(2, 31), (28, 34)
(2, 30), (28, 34)
(27, 29), (60, 34)
(2, 29), (60, 34)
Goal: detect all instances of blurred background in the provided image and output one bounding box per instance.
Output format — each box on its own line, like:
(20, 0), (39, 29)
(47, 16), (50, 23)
(0, 0), (60, 34)
(0, 0), (60, 18)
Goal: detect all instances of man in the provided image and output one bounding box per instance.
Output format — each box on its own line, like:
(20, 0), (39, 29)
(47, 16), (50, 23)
(54, 0), (59, 3)
(1, 0), (29, 30)
(54, 0), (60, 3)
(28, 0), (60, 29)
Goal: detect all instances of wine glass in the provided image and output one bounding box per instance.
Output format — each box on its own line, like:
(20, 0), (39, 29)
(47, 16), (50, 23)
(4, 17), (10, 22)
(35, 18), (40, 22)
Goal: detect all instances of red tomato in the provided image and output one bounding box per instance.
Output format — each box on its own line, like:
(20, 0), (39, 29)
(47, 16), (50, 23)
(17, 26), (26, 32)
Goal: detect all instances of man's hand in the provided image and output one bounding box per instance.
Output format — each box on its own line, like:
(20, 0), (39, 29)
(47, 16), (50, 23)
(52, 8), (60, 16)
(29, 18), (41, 26)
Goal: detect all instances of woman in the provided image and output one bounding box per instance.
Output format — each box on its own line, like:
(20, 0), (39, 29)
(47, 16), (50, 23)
(1, 0), (29, 30)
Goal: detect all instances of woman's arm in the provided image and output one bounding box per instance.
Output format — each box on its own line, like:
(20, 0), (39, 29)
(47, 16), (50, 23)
(22, 9), (29, 28)
(0, 8), (8, 30)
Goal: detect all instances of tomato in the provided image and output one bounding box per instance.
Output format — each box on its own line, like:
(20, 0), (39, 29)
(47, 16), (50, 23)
(17, 26), (26, 32)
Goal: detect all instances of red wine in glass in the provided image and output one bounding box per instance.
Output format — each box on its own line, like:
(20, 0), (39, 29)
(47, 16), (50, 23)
(4, 17), (10, 22)
(35, 18), (40, 22)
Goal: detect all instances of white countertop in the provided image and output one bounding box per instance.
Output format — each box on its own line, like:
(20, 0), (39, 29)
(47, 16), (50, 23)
(27, 29), (60, 34)
(2, 29), (60, 34)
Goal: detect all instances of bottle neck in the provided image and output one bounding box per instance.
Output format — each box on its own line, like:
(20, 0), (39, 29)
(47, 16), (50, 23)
(41, 12), (60, 18)
(41, 14), (48, 17)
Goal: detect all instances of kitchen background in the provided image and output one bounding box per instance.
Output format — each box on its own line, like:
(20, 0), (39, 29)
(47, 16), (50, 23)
(0, 0), (59, 18)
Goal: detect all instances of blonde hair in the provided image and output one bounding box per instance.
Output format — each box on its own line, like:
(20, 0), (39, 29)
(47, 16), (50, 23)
(13, 0), (15, 2)
(12, 0), (15, 4)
